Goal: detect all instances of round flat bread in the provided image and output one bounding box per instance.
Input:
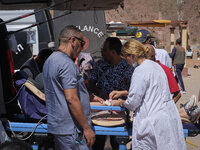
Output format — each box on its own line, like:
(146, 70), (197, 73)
(91, 110), (127, 126)
(92, 119), (126, 126)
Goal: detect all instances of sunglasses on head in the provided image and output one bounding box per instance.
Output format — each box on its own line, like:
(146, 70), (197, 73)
(74, 36), (86, 48)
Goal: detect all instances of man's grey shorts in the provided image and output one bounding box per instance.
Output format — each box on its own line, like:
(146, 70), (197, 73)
(53, 130), (91, 150)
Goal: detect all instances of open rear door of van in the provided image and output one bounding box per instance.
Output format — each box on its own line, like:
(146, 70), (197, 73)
(0, 19), (21, 115)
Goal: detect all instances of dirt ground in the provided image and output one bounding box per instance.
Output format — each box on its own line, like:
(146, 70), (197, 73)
(178, 53), (200, 150)
(181, 69), (200, 150)
(105, 51), (200, 150)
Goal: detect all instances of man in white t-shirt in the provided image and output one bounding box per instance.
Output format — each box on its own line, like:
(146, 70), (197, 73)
(155, 48), (172, 68)
(134, 29), (172, 68)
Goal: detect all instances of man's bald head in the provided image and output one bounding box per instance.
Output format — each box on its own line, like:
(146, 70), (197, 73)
(144, 44), (156, 61)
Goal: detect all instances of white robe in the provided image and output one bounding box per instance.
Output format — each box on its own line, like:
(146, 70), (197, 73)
(125, 60), (186, 150)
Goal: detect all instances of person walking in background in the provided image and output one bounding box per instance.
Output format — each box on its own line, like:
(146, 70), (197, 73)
(169, 38), (186, 94)
(43, 25), (95, 150)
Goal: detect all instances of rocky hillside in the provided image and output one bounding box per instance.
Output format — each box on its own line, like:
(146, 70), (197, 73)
(105, 0), (200, 51)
